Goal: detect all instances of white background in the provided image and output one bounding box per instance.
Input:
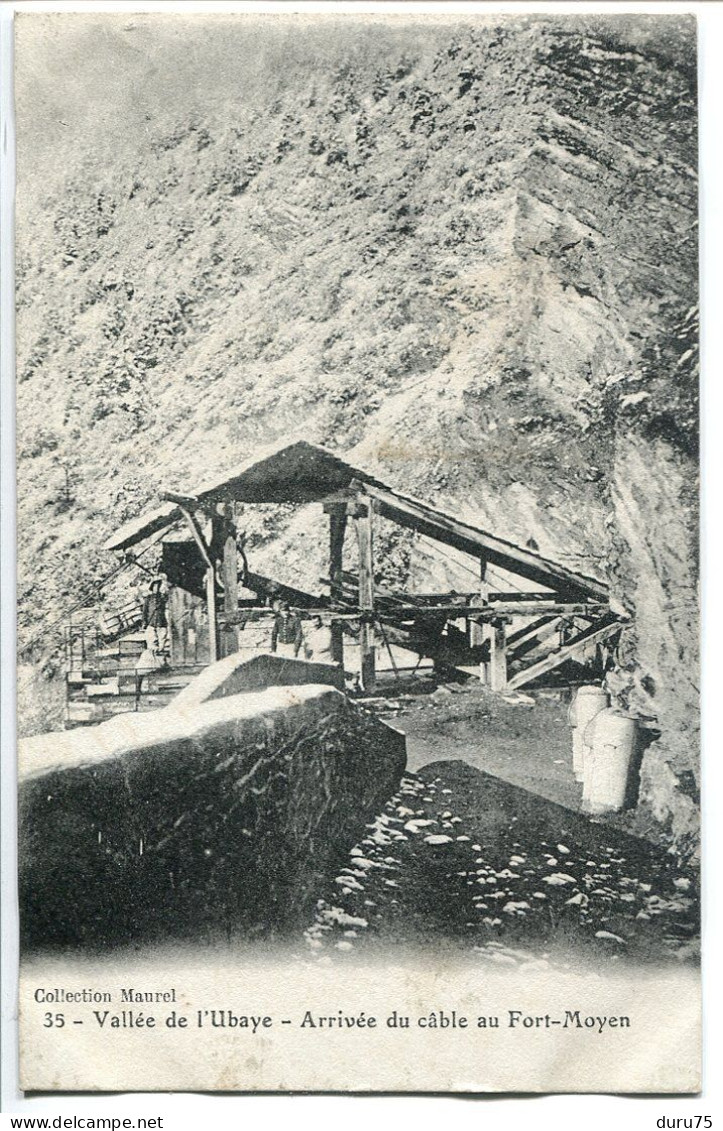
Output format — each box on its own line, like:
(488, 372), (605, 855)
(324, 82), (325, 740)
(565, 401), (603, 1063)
(1, 2), (720, 1127)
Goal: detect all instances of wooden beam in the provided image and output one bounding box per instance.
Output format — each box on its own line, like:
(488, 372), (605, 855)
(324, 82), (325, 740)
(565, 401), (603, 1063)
(507, 614), (623, 691)
(355, 501), (376, 691)
(178, 505), (218, 663)
(352, 480), (608, 601)
(489, 591), (561, 603)
(489, 619), (508, 692)
(329, 509), (347, 666)
(508, 616), (562, 662)
(205, 572), (218, 663)
(357, 602), (607, 618)
(508, 615), (560, 648)
(317, 572), (605, 620)
(221, 506), (239, 657)
(476, 622), (494, 685)
(469, 559), (488, 648)
(225, 608), (363, 623)
(161, 490), (199, 508)
(178, 506), (212, 568)
(221, 514), (239, 616)
(321, 491), (356, 511)
(319, 573), (457, 611)
(480, 558), (490, 602)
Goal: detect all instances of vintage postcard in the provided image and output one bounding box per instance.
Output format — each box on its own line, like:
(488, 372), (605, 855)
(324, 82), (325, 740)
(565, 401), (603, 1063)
(14, 9), (700, 1093)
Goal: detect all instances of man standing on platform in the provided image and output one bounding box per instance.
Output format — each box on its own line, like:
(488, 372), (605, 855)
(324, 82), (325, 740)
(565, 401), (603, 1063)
(142, 576), (169, 660)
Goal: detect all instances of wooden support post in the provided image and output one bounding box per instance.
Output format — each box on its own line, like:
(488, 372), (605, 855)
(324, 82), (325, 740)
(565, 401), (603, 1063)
(355, 500), (376, 692)
(479, 558), (490, 603)
(489, 618), (508, 692)
(179, 505), (218, 664)
(222, 506), (239, 616)
(477, 622), (495, 685)
(328, 507), (347, 667)
(206, 570), (218, 663)
(469, 558), (489, 647)
(222, 519), (239, 657)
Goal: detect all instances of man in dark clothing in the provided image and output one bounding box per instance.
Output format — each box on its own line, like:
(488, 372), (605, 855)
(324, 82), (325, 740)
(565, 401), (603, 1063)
(143, 577), (169, 657)
(270, 601), (303, 658)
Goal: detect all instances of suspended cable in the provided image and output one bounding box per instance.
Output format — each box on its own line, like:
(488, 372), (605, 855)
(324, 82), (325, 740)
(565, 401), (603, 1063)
(415, 533), (480, 579)
(415, 532), (531, 595)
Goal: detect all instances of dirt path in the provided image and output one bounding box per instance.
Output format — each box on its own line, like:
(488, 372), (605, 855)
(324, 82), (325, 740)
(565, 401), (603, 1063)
(378, 685), (583, 811)
(303, 763), (698, 968)
(301, 686), (698, 967)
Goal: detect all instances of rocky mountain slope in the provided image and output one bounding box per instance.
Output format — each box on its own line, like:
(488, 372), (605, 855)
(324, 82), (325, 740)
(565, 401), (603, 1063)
(15, 14), (699, 848)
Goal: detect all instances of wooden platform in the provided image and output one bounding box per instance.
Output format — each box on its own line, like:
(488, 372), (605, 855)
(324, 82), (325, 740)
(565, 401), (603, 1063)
(65, 655), (206, 728)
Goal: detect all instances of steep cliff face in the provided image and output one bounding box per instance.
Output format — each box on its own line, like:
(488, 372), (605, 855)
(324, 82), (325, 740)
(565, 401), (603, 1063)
(606, 436), (699, 851)
(16, 15), (698, 845)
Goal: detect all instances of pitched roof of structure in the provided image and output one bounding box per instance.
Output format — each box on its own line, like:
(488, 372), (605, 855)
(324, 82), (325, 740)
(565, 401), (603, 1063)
(104, 440), (608, 600)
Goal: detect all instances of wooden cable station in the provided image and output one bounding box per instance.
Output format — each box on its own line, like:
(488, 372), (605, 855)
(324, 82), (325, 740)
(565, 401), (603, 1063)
(90, 440), (626, 707)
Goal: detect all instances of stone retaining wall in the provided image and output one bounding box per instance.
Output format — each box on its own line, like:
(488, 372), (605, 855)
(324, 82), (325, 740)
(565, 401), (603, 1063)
(172, 651), (345, 709)
(19, 683), (406, 950)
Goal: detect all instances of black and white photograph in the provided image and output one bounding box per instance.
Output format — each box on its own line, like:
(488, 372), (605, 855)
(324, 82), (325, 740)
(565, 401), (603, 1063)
(10, 6), (701, 1094)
